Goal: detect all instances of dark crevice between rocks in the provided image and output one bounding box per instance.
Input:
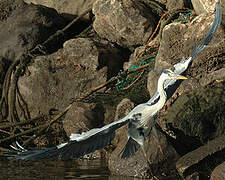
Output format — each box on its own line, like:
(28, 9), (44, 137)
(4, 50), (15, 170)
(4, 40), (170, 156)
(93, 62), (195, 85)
(139, 0), (166, 17)
(138, 0), (165, 41)
(43, 16), (93, 54)
(61, 15), (93, 42)
(166, 80), (183, 100)
(149, 160), (181, 180)
(90, 103), (106, 128)
(0, 56), (10, 82)
(97, 44), (131, 80)
(166, 126), (203, 156)
(183, 148), (225, 180)
(68, 20), (132, 80)
(184, 0), (194, 9)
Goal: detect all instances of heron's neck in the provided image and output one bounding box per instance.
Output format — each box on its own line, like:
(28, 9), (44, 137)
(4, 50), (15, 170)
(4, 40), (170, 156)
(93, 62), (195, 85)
(155, 76), (167, 110)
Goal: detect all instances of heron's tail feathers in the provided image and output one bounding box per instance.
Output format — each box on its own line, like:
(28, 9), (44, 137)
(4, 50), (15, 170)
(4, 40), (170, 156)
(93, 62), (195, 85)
(5, 147), (59, 160)
(121, 137), (140, 159)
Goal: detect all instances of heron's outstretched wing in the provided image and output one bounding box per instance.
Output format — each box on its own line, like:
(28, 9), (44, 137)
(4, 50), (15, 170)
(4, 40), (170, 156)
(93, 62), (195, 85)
(121, 137), (140, 159)
(58, 127), (116, 160)
(147, 2), (221, 105)
(5, 117), (130, 160)
(4, 147), (59, 160)
(191, 2), (222, 59)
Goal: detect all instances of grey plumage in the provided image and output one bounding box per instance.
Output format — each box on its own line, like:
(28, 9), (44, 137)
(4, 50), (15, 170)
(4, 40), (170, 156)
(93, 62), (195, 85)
(120, 70), (187, 158)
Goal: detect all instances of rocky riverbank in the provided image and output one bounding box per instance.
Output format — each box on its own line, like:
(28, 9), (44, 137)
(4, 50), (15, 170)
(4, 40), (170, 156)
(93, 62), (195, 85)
(0, 0), (224, 179)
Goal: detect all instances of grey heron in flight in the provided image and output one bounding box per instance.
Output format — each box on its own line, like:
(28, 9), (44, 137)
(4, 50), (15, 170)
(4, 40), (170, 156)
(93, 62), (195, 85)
(5, 1), (221, 161)
(8, 70), (187, 160)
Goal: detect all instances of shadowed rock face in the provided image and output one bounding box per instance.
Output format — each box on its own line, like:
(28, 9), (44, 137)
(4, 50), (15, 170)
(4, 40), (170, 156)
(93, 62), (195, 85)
(23, 0), (97, 20)
(0, 0), (66, 62)
(176, 134), (225, 179)
(164, 82), (225, 145)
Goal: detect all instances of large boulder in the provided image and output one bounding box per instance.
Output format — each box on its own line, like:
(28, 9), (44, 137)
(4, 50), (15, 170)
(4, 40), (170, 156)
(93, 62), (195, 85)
(17, 38), (124, 119)
(211, 161), (225, 180)
(0, 0), (65, 62)
(93, 0), (156, 47)
(63, 102), (105, 137)
(155, 11), (224, 70)
(191, 0), (225, 26)
(191, 0), (217, 14)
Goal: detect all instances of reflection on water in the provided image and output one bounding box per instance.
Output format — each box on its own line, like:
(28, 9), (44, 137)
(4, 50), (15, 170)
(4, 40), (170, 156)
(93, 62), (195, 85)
(0, 157), (140, 180)
(0, 157), (108, 180)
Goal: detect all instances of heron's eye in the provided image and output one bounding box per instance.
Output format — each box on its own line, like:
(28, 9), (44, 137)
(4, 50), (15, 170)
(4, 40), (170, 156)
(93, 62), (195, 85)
(168, 73), (172, 77)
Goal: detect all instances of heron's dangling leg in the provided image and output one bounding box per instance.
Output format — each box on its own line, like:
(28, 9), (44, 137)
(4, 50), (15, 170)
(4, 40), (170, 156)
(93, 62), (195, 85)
(151, 126), (163, 154)
(140, 144), (149, 163)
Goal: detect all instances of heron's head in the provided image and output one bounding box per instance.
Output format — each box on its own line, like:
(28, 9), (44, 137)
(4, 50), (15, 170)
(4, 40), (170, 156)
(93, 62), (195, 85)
(161, 69), (188, 80)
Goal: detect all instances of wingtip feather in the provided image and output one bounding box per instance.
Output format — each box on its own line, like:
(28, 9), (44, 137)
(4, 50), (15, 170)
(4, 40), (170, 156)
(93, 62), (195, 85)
(121, 137), (140, 159)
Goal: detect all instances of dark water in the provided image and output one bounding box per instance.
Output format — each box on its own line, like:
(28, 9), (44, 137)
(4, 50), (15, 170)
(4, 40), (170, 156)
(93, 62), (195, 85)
(0, 157), (139, 180)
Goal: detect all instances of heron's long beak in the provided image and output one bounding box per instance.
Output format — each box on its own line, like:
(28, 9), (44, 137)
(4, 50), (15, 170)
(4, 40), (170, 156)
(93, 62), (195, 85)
(174, 75), (188, 80)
